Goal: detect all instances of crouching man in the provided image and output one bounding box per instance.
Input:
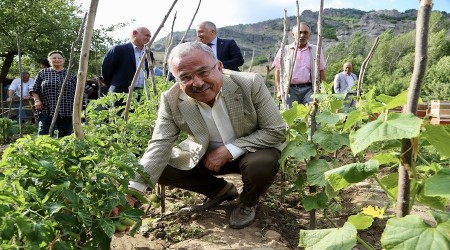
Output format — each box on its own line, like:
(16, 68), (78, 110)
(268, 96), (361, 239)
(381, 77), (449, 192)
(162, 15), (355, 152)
(128, 41), (285, 229)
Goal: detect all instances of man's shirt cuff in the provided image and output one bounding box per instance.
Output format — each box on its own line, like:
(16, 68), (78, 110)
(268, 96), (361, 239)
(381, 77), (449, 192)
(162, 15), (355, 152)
(225, 143), (246, 160)
(128, 181), (148, 193)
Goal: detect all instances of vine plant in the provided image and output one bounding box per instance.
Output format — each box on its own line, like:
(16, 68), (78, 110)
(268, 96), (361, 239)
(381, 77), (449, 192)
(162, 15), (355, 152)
(280, 83), (450, 249)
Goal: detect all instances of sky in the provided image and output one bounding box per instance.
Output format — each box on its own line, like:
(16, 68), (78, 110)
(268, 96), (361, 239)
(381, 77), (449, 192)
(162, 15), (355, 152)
(78, 0), (450, 41)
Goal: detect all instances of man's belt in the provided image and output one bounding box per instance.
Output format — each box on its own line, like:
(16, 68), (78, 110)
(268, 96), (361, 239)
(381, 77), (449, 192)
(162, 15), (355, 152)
(290, 82), (312, 88)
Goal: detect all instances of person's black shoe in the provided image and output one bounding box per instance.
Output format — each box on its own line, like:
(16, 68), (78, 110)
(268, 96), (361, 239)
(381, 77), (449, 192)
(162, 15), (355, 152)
(182, 182), (238, 212)
(229, 203), (257, 229)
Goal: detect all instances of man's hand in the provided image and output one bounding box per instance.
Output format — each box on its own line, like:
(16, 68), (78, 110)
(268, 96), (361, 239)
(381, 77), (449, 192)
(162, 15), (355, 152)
(203, 146), (233, 172)
(34, 100), (43, 111)
(110, 190), (142, 217)
(276, 91), (282, 100)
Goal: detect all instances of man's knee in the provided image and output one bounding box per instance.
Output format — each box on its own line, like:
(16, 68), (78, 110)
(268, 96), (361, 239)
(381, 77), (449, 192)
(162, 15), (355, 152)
(243, 148), (280, 180)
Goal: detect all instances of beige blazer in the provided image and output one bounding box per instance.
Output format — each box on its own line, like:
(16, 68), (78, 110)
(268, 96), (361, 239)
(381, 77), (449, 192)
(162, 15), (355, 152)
(136, 70), (286, 185)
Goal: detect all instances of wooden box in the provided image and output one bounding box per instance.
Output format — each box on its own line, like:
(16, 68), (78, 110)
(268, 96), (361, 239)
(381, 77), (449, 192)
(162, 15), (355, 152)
(430, 100), (450, 117)
(430, 116), (450, 125)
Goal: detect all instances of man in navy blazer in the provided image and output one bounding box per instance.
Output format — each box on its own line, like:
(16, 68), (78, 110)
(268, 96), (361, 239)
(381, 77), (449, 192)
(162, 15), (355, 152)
(196, 21), (244, 71)
(102, 27), (154, 93)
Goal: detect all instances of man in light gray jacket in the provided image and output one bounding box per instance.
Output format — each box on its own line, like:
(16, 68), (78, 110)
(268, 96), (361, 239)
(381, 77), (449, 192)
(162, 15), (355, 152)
(128, 41), (285, 229)
(333, 62), (358, 94)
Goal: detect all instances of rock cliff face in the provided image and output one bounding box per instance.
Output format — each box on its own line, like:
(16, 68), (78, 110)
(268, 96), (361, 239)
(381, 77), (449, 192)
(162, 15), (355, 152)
(154, 8), (448, 58)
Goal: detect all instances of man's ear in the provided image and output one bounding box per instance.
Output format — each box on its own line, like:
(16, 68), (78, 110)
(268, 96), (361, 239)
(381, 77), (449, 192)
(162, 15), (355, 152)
(217, 61), (224, 73)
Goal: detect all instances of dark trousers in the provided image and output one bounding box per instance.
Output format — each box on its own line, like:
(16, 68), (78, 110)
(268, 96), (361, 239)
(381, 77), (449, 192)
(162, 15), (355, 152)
(38, 113), (73, 137)
(158, 148), (280, 207)
(287, 84), (313, 107)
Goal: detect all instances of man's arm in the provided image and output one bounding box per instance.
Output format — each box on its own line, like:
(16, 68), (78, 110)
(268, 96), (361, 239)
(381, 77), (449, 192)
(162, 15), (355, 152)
(333, 73), (341, 93)
(134, 90), (181, 185)
(101, 47), (115, 87)
(320, 70), (326, 82)
(232, 73), (286, 151)
(221, 40), (244, 70)
(274, 69), (281, 100)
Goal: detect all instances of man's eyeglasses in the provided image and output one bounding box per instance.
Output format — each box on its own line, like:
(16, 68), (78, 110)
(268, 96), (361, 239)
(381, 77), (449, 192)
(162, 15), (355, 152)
(177, 63), (217, 85)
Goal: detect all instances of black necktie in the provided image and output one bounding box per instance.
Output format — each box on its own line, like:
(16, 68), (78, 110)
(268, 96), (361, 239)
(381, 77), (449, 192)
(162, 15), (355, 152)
(207, 43), (213, 47)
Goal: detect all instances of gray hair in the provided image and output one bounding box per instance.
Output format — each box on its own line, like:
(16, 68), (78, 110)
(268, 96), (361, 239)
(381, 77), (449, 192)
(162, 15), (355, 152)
(199, 21), (216, 32)
(292, 22), (311, 32)
(168, 41), (218, 72)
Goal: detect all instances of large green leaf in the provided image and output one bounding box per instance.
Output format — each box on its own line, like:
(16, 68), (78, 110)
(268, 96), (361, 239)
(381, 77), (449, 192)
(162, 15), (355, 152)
(350, 113), (423, 155)
(303, 192), (328, 211)
(281, 141), (316, 162)
(422, 124), (450, 158)
(381, 215), (450, 250)
(312, 131), (349, 153)
(299, 222), (357, 250)
(325, 160), (379, 191)
(373, 90), (408, 113)
(306, 159), (329, 186)
(424, 168), (450, 199)
(316, 111), (340, 125)
(343, 110), (368, 132)
(371, 152), (400, 165)
(282, 103), (310, 126)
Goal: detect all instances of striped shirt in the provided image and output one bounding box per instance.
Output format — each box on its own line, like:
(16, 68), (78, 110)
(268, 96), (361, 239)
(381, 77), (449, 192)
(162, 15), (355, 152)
(31, 68), (76, 117)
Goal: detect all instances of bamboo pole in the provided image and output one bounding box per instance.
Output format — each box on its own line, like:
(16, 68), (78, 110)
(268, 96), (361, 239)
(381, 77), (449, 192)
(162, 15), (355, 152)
(124, 0), (178, 121)
(397, 0), (432, 218)
(73, 0), (99, 139)
(49, 14), (87, 137)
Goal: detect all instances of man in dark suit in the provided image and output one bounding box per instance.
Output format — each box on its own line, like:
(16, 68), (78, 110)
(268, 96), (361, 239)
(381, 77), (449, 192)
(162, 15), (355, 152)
(196, 21), (244, 71)
(102, 27), (154, 93)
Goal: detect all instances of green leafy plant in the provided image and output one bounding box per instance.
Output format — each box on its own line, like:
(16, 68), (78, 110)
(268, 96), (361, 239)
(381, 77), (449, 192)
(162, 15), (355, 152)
(281, 84), (450, 249)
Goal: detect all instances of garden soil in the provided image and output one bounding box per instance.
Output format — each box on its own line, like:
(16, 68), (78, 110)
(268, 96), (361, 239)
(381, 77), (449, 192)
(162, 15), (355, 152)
(110, 166), (431, 250)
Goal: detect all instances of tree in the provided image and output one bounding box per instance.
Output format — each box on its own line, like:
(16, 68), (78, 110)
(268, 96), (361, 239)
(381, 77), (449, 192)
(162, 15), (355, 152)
(0, 0), (83, 83)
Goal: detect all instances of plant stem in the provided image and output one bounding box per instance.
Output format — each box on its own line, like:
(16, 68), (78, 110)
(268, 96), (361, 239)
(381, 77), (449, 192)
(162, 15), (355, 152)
(324, 210), (375, 250)
(373, 174), (396, 200)
(356, 235), (375, 250)
(417, 153), (431, 166)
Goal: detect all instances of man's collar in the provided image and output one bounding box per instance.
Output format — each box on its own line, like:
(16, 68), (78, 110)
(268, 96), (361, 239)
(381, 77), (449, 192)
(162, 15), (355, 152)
(289, 42), (310, 50)
(130, 41), (143, 51)
(210, 36), (218, 46)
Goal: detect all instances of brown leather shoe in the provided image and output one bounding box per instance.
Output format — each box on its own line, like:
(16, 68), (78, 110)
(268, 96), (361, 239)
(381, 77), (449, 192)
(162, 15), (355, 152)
(229, 204), (257, 229)
(182, 182), (238, 212)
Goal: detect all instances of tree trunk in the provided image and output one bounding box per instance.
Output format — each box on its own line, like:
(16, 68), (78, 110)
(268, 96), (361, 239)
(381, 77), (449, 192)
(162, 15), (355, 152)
(397, 0), (432, 218)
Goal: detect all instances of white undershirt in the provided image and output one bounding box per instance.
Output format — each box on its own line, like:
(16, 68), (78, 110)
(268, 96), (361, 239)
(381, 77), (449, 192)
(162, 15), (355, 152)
(194, 90), (246, 159)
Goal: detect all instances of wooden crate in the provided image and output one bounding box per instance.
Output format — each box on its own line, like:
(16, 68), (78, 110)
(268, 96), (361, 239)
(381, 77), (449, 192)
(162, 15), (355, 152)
(430, 116), (450, 125)
(430, 100), (450, 117)
(388, 103), (428, 118)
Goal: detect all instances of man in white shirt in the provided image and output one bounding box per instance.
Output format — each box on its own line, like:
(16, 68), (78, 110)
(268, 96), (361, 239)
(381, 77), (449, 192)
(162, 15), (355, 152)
(128, 41), (285, 229)
(7, 71), (35, 121)
(333, 62), (357, 94)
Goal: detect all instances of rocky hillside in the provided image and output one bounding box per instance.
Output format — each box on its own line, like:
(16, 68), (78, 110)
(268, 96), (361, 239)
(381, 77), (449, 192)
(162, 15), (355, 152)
(153, 8), (449, 60)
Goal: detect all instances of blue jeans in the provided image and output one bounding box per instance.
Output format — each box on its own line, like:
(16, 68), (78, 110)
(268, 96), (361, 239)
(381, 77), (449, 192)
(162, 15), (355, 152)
(13, 102), (28, 121)
(38, 113), (73, 137)
(286, 85), (313, 108)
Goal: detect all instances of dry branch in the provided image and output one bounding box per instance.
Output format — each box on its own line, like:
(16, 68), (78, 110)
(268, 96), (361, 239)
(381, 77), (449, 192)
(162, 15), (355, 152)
(356, 36), (380, 97)
(73, 0), (99, 139)
(179, 0), (201, 44)
(124, 0), (178, 121)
